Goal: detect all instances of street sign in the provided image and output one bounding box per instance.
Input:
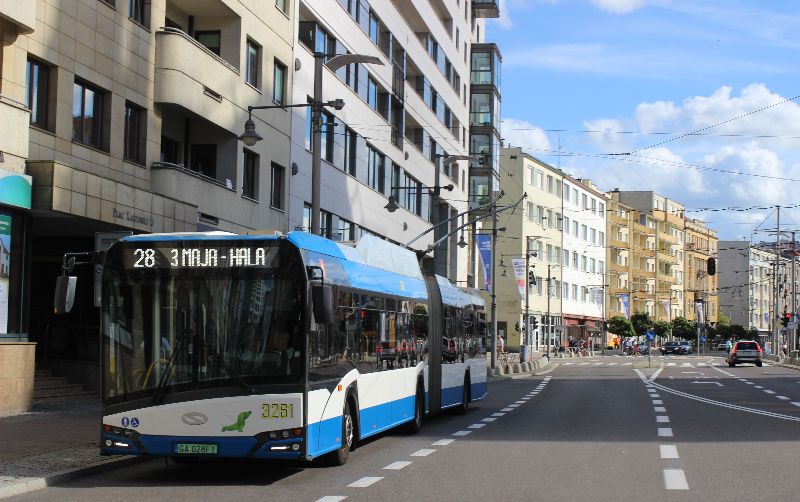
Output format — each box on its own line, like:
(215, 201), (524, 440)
(700, 335), (707, 342)
(645, 330), (656, 341)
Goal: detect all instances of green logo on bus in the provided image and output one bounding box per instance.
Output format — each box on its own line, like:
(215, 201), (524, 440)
(221, 411), (251, 432)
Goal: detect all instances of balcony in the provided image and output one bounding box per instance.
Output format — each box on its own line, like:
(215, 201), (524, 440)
(0, 0), (36, 34)
(658, 273), (678, 284)
(658, 250), (679, 264)
(608, 213), (628, 226)
(632, 222), (655, 235)
(0, 94), (30, 170)
(609, 262), (628, 275)
(634, 269), (656, 280)
(609, 237), (629, 250)
(154, 28), (243, 134)
(472, 0), (500, 18)
(632, 245), (656, 258)
(659, 231), (678, 245)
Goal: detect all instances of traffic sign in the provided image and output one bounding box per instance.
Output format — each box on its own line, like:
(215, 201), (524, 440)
(700, 335), (707, 342)
(645, 330), (656, 341)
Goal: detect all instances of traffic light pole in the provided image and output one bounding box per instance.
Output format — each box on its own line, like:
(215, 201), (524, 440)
(524, 238), (531, 350)
(792, 231), (796, 355)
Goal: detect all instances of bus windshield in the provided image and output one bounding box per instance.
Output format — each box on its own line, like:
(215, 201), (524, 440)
(101, 239), (306, 405)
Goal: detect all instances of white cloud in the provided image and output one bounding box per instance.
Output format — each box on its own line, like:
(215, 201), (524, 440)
(501, 118), (552, 152)
(582, 118), (632, 154)
(589, 0), (648, 14)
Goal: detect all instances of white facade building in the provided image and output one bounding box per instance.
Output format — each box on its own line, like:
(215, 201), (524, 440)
(560, 177), (607, 343)
(290, 0), (497, 282)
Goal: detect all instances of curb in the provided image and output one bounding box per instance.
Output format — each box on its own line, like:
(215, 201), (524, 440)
(0, 455), (146, 500)
(488, 357), (553, 379)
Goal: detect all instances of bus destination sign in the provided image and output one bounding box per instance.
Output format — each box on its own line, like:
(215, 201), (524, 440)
(127, 245), (275, 269)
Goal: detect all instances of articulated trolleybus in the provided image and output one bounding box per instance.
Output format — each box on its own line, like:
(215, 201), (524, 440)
(57, 231), (487, 465)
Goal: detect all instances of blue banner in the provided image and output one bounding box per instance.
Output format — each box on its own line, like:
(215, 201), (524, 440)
(476, 234), (492, 292)
(620, 293), (630, 319)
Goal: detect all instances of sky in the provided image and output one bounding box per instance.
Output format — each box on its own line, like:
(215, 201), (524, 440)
(487, 0), (800, 242)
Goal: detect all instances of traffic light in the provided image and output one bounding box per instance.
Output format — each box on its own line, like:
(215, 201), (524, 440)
(528, 270), (536, 287)
(530, 316), (538, 331)
(707, 257), (716, 276)
(515, 321), (520, 332)
(782, 311), (791, 328)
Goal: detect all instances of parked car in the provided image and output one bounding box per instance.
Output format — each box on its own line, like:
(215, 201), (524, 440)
(727, 340), (763, 367)
(678, 340), (693, 354)
(637, 343), (650, 355)
(661, 341), (681, 355)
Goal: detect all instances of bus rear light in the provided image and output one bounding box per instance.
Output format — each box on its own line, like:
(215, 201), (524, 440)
(293, 428), (302, 436)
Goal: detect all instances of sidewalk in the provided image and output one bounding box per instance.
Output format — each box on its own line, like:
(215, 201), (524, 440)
(0, 398), (137, 499)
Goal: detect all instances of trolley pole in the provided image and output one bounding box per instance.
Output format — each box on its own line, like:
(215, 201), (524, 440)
(490, 204), (498, 369)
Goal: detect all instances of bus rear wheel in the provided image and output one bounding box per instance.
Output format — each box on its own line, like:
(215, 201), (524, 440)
(455, 376), (470, 415)
(404, 382), (424, 434)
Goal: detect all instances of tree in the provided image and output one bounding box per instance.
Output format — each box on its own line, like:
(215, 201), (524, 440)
(653, 320), (671, 339)
(717, 311), (731, 327)
(607, 315), (634, 339)
(671, 316), (697, 340)
(631, 312), (653, 338)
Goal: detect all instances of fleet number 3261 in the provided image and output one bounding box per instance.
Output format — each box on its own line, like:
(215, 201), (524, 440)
(262, 403), (293, 419)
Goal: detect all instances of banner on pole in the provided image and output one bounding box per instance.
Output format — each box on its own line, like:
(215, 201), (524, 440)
(620, 293), (630, 319)
(695, 301), (705, 324)
(476, 234), (492, 292)
(511, 258), (526, 299)
(661, 300), (672, 321)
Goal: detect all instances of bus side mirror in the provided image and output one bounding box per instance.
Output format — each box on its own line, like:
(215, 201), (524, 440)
(54, 275), (77, 314)
(312, 284), (333, 324)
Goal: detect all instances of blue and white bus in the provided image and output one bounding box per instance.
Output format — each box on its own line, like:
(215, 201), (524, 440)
(65, 231), (487, 465)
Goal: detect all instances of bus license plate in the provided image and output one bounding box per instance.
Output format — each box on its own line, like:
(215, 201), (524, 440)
(174, 443), (218, 455)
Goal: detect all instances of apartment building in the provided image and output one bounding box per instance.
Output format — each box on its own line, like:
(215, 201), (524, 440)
(719, 241), (774, 336)
(6, 0), (296, 388)
(684, 218), (718, 325)
(290, 0), (498, 283)
(560, 177), (607, 344)
(492, 148), (563, 351)
(1, 2), (35, 344)
(615, 191), (685, 322)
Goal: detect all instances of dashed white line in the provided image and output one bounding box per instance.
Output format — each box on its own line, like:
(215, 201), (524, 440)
(656, 416), (670, 423)
(432, 439), (455, 446)
(410, 448), (436, 457)
(664, 469), (689, 490)
(482, 417), (498, 422)
(315, 496), (347, 502)
(764, 390), (776, 394)
(500, 407), (514, 412)
(383, 461), (412, 470)
(348, 477), (383, 488)
(746, 382), (755, 385)
(468, 423), (486, 429)
(791, 402), (800, 407)
(651, 394), (661, 398)
(515, 400), (526, 404)
(754, 386), (764, 389)
(452, 430), (472, 436)
(654, 407), (666, 413)
(491, 413), (506, 417)
(658, 428), (673, 437)
(507, 404), (520, 408)
(652, 400), (663, 405)
(776, 396), (790, 400)
(660, 445), (679, 459)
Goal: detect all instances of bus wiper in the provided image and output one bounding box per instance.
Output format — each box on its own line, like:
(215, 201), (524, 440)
(152, 328), (190, 404)
(204, 343), (255, 394)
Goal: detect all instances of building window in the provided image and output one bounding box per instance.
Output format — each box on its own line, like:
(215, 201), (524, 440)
(190, 144), (217, 178)
(25, 58), (50, 130)
(72, 80), (106, 149)
(195, 31), (221, 56)
(243, 149), (259, 200)
(367, 77), (378, 109)
(273, 59), (287, 104)
(129, 0), (148, 27)
(124, 101), (146, 165)
(270, 163), (285, 209)
(368, 11), (379, 44)
(160, 135), (179, 164)
(276, 0), (287, 13)
(246, 39), (260, 88)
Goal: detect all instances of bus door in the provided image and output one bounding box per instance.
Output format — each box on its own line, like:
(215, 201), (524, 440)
(424, 275), (442, 413)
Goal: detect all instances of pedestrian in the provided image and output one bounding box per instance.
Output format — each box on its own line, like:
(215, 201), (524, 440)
(725, 338), (732, 355)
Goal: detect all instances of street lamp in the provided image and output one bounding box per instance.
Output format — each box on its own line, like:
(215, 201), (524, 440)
(238, 51), (383, 235)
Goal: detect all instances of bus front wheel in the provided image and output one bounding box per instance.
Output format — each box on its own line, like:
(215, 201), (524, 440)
(326, 400), (355, 466)
(404, 382), (424, 434)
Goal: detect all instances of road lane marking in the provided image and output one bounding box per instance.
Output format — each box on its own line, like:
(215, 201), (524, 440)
(791, 402), (800, 407)
(656, 416), (670, 423)
(316, 497), (347, 502)
(746, 382), (754, 385)
(384, 461), (412, 470)
(649, 368), (663, 381)
(482, 417), (498, 422)
(500, 408), (514, 412)
(692, 381), (723, 386)
(664, 469), (689, 490)
(410, 449), (436, 457)
(764, 390), (776, 394)
(651, 394), (661, 398)
(468, 423), (486, 429)
(491, 413), (506, 417)
(648, 389), (657, 393)
(515, 400), (526, 403)
(658, 428), (673, 437)
(660, 445), (679, 459)
(452, 431), (472, 436)
(635, 369), (800, 422)
(348, 477), (383, 488)
(654, 407), (666, 412)
(433, 439), (455, 446)
(507, 404), (520, 408)
(653, 400), (663, 405)
(777, 396), (790, 400)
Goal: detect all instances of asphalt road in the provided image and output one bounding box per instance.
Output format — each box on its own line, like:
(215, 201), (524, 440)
(12, 354), (800, 501)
